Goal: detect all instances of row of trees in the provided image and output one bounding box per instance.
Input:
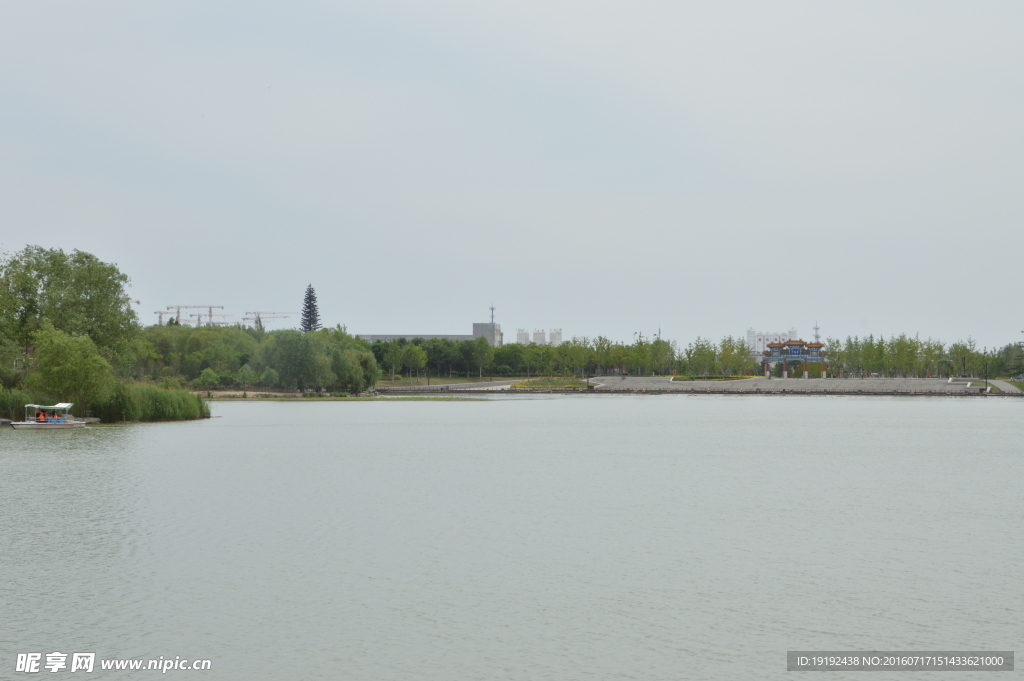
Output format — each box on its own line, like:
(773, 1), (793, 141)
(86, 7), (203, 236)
(368, 335), (764, 379)
(822, 335), (1024, 378)
(371, 333), (1024, 380)
(143, 323), (377, 393)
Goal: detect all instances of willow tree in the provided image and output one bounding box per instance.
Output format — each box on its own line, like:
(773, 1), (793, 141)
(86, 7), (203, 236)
(29, 323), (114, 415)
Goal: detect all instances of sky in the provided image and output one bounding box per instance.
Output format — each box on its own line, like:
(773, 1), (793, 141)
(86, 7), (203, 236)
(2, 1), (1022, 349)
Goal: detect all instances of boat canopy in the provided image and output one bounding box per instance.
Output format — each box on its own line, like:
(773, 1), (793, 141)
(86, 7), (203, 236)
(25, 403), (74, 410)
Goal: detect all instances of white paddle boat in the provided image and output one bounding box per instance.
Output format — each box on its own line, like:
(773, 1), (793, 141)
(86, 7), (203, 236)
(10, 403), (86, 429)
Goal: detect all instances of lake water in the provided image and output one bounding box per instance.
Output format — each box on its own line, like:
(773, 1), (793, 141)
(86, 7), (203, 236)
(2, 396), (1021, 679)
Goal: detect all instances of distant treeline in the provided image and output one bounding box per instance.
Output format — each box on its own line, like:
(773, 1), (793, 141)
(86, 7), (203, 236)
(371, 333), (1024, 380)
(4, 248), (1021, 416)
(822, 335), (1022, 378)
(141, 323), (377, 393)
(369, 335), (756, 378)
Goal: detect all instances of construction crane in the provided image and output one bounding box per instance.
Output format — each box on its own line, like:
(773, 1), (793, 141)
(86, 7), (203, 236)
(167, 305), (224, 325)
(245, 311), (298, 326)
(153, 311), (172, 325)
(190, 313), (234, 327)
(125, 299), (140, 308)
(242, 314), (292, 331)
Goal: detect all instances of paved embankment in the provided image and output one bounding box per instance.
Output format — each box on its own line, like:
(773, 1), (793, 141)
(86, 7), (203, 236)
(588, 376), (1016, 395)
(988, 379), (1022, 393)
(374, 377), (1022, 396)
(376, 379), (521, 393)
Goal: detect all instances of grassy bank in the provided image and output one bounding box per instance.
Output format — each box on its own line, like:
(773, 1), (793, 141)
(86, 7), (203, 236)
(207, 395), (481, 402)
(376, 375), (528, 386)
(511, 378), (591, 389)
(673, 375), (757, 381)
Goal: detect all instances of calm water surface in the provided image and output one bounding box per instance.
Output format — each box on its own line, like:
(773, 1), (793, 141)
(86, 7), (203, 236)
(2, 396), (1021, 679)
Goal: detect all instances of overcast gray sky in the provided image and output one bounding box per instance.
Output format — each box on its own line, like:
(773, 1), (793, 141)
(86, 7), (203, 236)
(2, 1), (1022, 348)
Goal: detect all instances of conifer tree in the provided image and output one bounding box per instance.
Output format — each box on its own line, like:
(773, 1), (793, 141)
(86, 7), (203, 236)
(300, 284), (321, 333)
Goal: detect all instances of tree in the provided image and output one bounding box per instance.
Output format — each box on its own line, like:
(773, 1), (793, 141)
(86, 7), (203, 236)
(300, 284), (321, 333)
(28, 323), (114, 415)
(608, 343), (628, 375)
(259, 367), (280, 389)
(474, 336), (494, 378)
(561, 337), (591, 379)
(403, 344), (427, 378)
(0, 246), (140, 370)
(265, 329), (335, 391)
(683, 337), (717, 376)
(236, 364), (257, 388)
(592, 336), (612, 374)
(628, 338), (653, 375)
(650, 337), (677, 375)
(197, 368), (220, 389)
(522, 343), (546, 378)
(383, 341), (404, 382)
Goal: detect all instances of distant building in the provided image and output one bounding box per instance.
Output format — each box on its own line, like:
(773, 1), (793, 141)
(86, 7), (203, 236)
(516, 329), (530, 344)
(548, 328), (563, 346)
(746, 327), (799, 355)
(472, 323), (503, 347)
(532, 329), (546, 345)
(358, 321), (503, 347)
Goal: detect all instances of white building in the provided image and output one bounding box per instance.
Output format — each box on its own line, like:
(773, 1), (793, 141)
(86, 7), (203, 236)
(746, 327), (799, 355)
(532, 329), (546, 345)
(516, 329), (530, 344)
(548, 328), (563, 346)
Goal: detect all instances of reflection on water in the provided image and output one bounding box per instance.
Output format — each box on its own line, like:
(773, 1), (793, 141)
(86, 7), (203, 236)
(2, 397), (1021, 679)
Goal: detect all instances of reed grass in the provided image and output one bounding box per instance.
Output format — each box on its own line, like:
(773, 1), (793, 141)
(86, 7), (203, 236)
(90, 384), (208, 422)
(0, 388), (42, 420)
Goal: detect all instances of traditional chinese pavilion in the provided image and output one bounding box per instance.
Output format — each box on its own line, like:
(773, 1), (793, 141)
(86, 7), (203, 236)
(763, 339), (826, 378)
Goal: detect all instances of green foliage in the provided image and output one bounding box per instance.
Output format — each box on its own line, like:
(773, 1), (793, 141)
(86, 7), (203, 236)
(402, 344), (428, 375)
(0, 246), (140, 371)
(142, 324), (258, 380)
(300, 284), (321, 333)
(236, 364), (257, 387)
(511, 378), (589, 389)
(682, 337), (718, 376)
(138, 323), (374, 393)
(90, 384), (207, 422)
(0, 387), (37, 420)
(382, 341), (404, 381)
(28, 323), (114, 414)
(260, 367), (280, 388)
(821, 335), (1018, 378)
(197, 367), (220, 389)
